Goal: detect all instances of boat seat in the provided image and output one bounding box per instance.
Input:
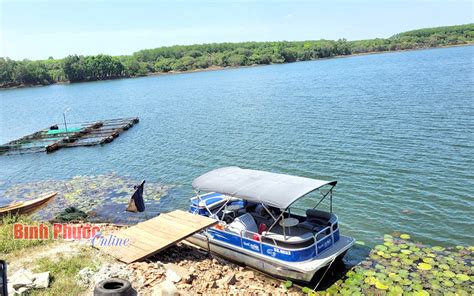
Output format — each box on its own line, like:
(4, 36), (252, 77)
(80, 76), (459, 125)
(261, 231), (314, 244)
(306, 209), (337, 226)
(298, 221), (324, 232)
(193, 193), (228, 209)
(192, 193), (242, 212)
(227, 213), (258, 236)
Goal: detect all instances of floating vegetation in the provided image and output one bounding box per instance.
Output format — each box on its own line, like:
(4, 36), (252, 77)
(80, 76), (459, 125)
(2, 173), (169, 223)
(310, 233), (473, 295)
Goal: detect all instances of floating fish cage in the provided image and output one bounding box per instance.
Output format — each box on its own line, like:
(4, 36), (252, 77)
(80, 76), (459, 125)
(0, 117), (139, 156)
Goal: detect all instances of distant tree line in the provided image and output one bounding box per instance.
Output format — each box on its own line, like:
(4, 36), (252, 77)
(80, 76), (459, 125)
(1, 24), (473, 88)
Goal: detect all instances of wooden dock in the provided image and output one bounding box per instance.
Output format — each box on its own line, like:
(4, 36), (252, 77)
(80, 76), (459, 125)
(96, 210), (217, 263)
(0, 117), (139, 156)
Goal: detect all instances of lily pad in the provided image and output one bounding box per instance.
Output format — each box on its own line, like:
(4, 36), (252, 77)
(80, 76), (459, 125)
(400, 234), (411, 239)
(443, 270), (455, 278)
(388, 285), (403, 295)
(439, 263), (450, 270)
(455, 274), (469, 282)
(422, 257), (434, 264)
(390, 260), (401, 267)
(304, 231), (473, 295)
(417, 263), (432, 271)
(365, 276), (377, 285)
(398, 270), (409, 277)
(375, 281), (389, 290)
(442, 280), (454, 287)
(399, 278), (412, 286)
(413, 289), (429, 296)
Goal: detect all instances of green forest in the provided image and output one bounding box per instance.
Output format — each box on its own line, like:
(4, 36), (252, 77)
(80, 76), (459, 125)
(1, 24), (473, 88)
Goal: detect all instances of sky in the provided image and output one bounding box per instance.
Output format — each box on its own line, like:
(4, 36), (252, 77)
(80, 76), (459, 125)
(0, 0), (472, 60)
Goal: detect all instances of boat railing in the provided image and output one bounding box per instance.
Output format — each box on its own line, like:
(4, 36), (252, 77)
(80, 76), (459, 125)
(313, 226), (332, 255)
(238, 229), (265, 255)
(226, 219), (339, 258)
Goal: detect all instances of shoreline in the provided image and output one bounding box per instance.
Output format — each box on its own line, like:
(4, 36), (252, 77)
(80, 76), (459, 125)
(3, 217), (473, 295)
(1, 43), (472, 90)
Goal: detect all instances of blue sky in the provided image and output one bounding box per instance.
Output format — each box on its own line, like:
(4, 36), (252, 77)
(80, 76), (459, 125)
(1, 0), (472, 60)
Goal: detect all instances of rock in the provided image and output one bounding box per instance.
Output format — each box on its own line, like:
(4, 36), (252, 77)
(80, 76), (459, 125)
(225, 272), (236, 285)
(92, 263), (132, 285)
(217, 271), (237, 289)
(9, 268), (34, 289)
(249, 285), (263, 290)
(33, 272), (50, 289)
(165, 269), (181, 283)
(15, 286), (30, 295)
(7, 268), (50, 295)
(151, 279), (178, 296)
(208, 281), (217, 289)
(77, 267), (95, 287)
(164, 263), (191, 283)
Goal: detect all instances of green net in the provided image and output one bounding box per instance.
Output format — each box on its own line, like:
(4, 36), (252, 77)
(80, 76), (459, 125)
(46, 128), (82, 135)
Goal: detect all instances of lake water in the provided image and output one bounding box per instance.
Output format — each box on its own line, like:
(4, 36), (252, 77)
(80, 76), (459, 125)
(1, 46), (473, 247)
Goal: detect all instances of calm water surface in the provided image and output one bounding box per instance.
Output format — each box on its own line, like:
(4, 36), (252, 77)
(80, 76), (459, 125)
(1, 46), (473, 246)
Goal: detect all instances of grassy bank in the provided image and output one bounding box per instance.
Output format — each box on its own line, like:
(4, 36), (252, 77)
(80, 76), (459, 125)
(31, 249), (98, 296)
(0, 215), (52, 254)
(1, 215), (102, 295)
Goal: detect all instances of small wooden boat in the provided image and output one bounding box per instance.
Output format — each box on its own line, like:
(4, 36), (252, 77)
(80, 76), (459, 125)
(0, 192), (57, 218)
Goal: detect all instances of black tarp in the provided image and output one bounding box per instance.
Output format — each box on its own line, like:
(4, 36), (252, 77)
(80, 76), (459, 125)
(127, 180), (146, 212)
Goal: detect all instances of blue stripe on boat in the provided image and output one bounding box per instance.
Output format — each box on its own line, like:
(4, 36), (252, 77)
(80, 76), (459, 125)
(190, 192), (225, 207)
(207, 228), (331, 262)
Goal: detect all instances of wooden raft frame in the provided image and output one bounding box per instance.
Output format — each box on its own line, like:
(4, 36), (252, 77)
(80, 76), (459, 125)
(0, 117), (139, 156)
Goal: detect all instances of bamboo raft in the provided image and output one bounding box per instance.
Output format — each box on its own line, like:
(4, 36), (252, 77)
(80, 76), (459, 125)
(0, 117), (139, 156)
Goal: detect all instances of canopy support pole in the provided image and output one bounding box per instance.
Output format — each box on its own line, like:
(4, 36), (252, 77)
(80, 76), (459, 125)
(312, 184), (336, 210)
(330, 189), (333, 213)
(261, 204), (278, 221)
(267, 212), (285, 233)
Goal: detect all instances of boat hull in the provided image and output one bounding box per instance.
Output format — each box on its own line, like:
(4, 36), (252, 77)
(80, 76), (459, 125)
(0, 192), (57, 218)
(187, 232), (354, 283)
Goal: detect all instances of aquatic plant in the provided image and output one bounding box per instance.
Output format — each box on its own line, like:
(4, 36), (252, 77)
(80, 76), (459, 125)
(2, 173), (169, 223)
(304, 233), (473, 295)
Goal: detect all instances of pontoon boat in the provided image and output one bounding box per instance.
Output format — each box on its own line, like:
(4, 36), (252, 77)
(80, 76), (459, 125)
(187, 167), (354, 282)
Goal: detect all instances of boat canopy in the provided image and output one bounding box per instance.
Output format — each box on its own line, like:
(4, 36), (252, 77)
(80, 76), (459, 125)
(192, 167), (337, 209)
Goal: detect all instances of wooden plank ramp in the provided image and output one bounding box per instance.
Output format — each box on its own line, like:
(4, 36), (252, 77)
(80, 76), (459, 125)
(96, 210), (217, 263)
